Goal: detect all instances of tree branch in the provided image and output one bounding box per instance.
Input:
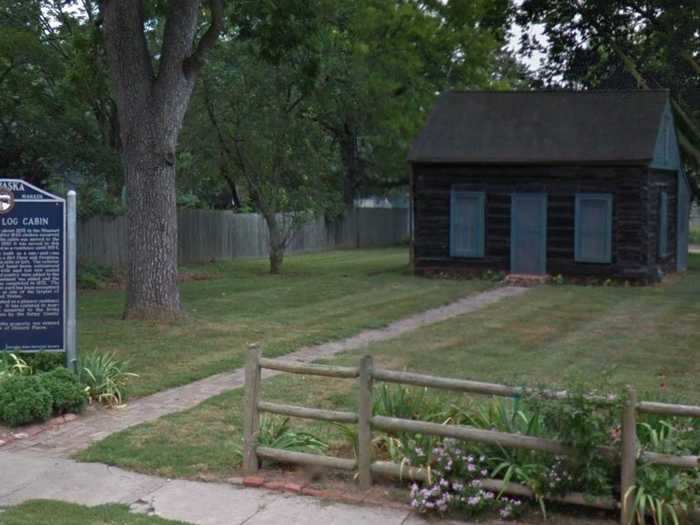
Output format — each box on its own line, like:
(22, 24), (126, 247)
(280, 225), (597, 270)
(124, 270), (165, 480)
(101, 0), (154, 111)
(184, 0), (225, 77)
(678, 130), (700, 167)
(159, 0), (200, 85)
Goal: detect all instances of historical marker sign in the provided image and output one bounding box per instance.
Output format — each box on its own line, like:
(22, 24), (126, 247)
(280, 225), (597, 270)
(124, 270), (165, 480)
(0, 179), (66, 352)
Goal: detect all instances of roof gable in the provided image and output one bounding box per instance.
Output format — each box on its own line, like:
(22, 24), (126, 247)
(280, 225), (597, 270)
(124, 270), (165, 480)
(408, 90), (671, 164)
(650, 99), (682, 171)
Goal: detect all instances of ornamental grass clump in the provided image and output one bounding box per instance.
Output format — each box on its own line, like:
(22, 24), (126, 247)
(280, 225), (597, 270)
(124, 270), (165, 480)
(408, 438), (523, 521)
(79, 352), (137, 407)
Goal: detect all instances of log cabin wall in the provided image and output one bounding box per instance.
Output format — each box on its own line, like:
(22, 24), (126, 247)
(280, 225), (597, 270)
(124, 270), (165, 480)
(412, 163), (663, 280)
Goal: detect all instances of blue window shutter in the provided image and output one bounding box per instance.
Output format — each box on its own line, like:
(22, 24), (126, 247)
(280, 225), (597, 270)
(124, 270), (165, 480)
(659, 191), (669, 256)
(575, 193), (613, 263)
(450, 190), (485, 257)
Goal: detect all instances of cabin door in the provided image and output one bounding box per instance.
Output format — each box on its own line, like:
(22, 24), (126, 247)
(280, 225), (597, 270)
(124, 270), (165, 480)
(510, 193), (547, 275)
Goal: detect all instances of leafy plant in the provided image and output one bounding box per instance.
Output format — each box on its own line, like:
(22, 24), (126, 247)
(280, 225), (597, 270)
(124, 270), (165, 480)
(0, 375), (53, 426)
(372, 384), (446, 468)
(373, 384), (445, 422)
(257, 416), (327, 454)
(79, 353), (137, 407)
(625, 464), (700, 525)
(0, 353), (32, 378)
(526, 386), (619, 497)
(39, 368), (87, 415)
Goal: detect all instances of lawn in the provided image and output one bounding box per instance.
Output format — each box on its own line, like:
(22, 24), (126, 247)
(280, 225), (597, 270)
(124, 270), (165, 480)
(78, 254), (700, 480)
(79, 249), (491, 397)
(0, 500), (188, 525)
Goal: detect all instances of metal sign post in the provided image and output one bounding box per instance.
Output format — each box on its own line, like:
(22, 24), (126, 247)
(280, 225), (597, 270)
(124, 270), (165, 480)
(65, 190), (78, 372)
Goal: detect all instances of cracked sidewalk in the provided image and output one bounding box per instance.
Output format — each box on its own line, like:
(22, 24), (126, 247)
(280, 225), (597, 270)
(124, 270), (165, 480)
(0, 451), (466, 525)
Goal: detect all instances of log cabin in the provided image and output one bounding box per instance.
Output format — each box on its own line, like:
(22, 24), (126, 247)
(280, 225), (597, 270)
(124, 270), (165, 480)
(408, 90), (693, 282)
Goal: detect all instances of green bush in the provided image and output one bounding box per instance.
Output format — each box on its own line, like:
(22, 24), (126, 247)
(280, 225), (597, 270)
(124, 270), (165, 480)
(0, 375), (53, 426)
(23, 352), (65, 372)
(77, 261), (115, 290)
(39, 368), (87, 415)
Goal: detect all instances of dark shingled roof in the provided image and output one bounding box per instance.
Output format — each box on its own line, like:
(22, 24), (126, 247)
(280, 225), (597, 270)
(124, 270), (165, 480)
(407, 90), (670, 164)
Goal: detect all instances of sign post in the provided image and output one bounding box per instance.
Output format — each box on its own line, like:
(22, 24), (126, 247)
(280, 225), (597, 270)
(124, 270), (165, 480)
(0, 179), (77, 369)
(66, 191), (78, 372)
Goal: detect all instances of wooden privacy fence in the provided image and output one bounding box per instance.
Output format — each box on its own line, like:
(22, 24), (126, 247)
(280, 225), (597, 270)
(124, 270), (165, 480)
(242, 347), (700, 524)
(78, 207), (409, 266)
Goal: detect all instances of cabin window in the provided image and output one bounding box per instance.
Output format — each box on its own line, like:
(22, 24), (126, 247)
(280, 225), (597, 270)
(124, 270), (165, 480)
(659, 191), (669, 257)
(575, 193), (613, 263)
(450, 190), (485, 257)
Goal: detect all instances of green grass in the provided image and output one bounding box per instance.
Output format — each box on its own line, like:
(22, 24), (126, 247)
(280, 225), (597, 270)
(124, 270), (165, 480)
(0, 500), (188, 525)
(78, 254), (700, 481)
(690, 227), (700, 244)
(79, 249), (491, 397)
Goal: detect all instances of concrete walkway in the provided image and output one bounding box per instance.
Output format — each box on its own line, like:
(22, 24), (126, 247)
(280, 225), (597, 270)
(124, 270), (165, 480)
(5, 286), (528, 458)
(0, 451), (460, 525)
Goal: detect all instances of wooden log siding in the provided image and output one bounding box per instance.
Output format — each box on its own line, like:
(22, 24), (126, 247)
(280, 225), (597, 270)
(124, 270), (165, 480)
(246, 350), (700, 522)
(411, 163), (675, 280)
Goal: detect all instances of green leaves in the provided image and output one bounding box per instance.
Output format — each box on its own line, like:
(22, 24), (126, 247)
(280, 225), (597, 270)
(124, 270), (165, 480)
(257, 415), (328, 454)
(79, 352), (138, 407)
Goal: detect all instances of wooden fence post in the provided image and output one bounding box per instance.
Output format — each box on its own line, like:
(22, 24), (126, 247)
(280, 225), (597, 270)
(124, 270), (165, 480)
(620, 385), (637, 525)
(358, 354), (374, 489)
(243, 344), (262, 473)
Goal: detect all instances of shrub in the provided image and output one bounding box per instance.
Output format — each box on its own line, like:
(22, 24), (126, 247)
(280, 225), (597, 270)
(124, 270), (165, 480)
(627, 464), (700, 525)
(0, 375), (53, 426)
(39, 368), (87, 415)
(79, 352), (137, 407)
(77, 261), (115, 290)
(23, 352), (64, 372)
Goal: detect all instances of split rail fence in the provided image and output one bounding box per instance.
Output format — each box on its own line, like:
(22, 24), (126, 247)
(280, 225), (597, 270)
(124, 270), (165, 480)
(242, 347), (700, 524)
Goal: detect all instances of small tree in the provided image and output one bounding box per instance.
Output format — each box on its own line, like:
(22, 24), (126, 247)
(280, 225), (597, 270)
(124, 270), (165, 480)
(205, 43), (341, 273)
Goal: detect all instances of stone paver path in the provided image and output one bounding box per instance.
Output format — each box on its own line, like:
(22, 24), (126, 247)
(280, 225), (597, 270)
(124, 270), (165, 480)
(4, 286), (528, 458)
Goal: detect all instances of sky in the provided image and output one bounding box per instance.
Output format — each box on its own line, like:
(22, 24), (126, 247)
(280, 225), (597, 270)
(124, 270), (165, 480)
(508, 0), (548, 74)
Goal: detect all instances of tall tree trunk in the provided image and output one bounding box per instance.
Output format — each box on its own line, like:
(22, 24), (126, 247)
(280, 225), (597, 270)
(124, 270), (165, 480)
(264, 212), (285, 274)
(338, 124), (363, 208)
(122, 140), (181, 318)
(101, 0), (223, 320)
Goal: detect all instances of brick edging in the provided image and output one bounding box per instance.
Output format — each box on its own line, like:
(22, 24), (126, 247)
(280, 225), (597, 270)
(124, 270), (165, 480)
(0, 413), (79, 448)
(238, 475), (410, 510)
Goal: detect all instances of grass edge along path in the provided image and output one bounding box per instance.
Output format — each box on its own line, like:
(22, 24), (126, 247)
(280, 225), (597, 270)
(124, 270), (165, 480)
(79, 249), (494, 397)
(5, 287), (525, 458)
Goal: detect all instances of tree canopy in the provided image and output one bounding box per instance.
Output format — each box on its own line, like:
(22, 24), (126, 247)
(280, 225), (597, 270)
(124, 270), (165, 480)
(518, 0), (700, 176)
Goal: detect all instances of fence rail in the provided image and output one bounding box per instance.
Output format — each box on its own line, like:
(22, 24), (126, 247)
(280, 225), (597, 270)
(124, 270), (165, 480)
(78, 208), (409, 266)
(242, 347), (700, 525)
